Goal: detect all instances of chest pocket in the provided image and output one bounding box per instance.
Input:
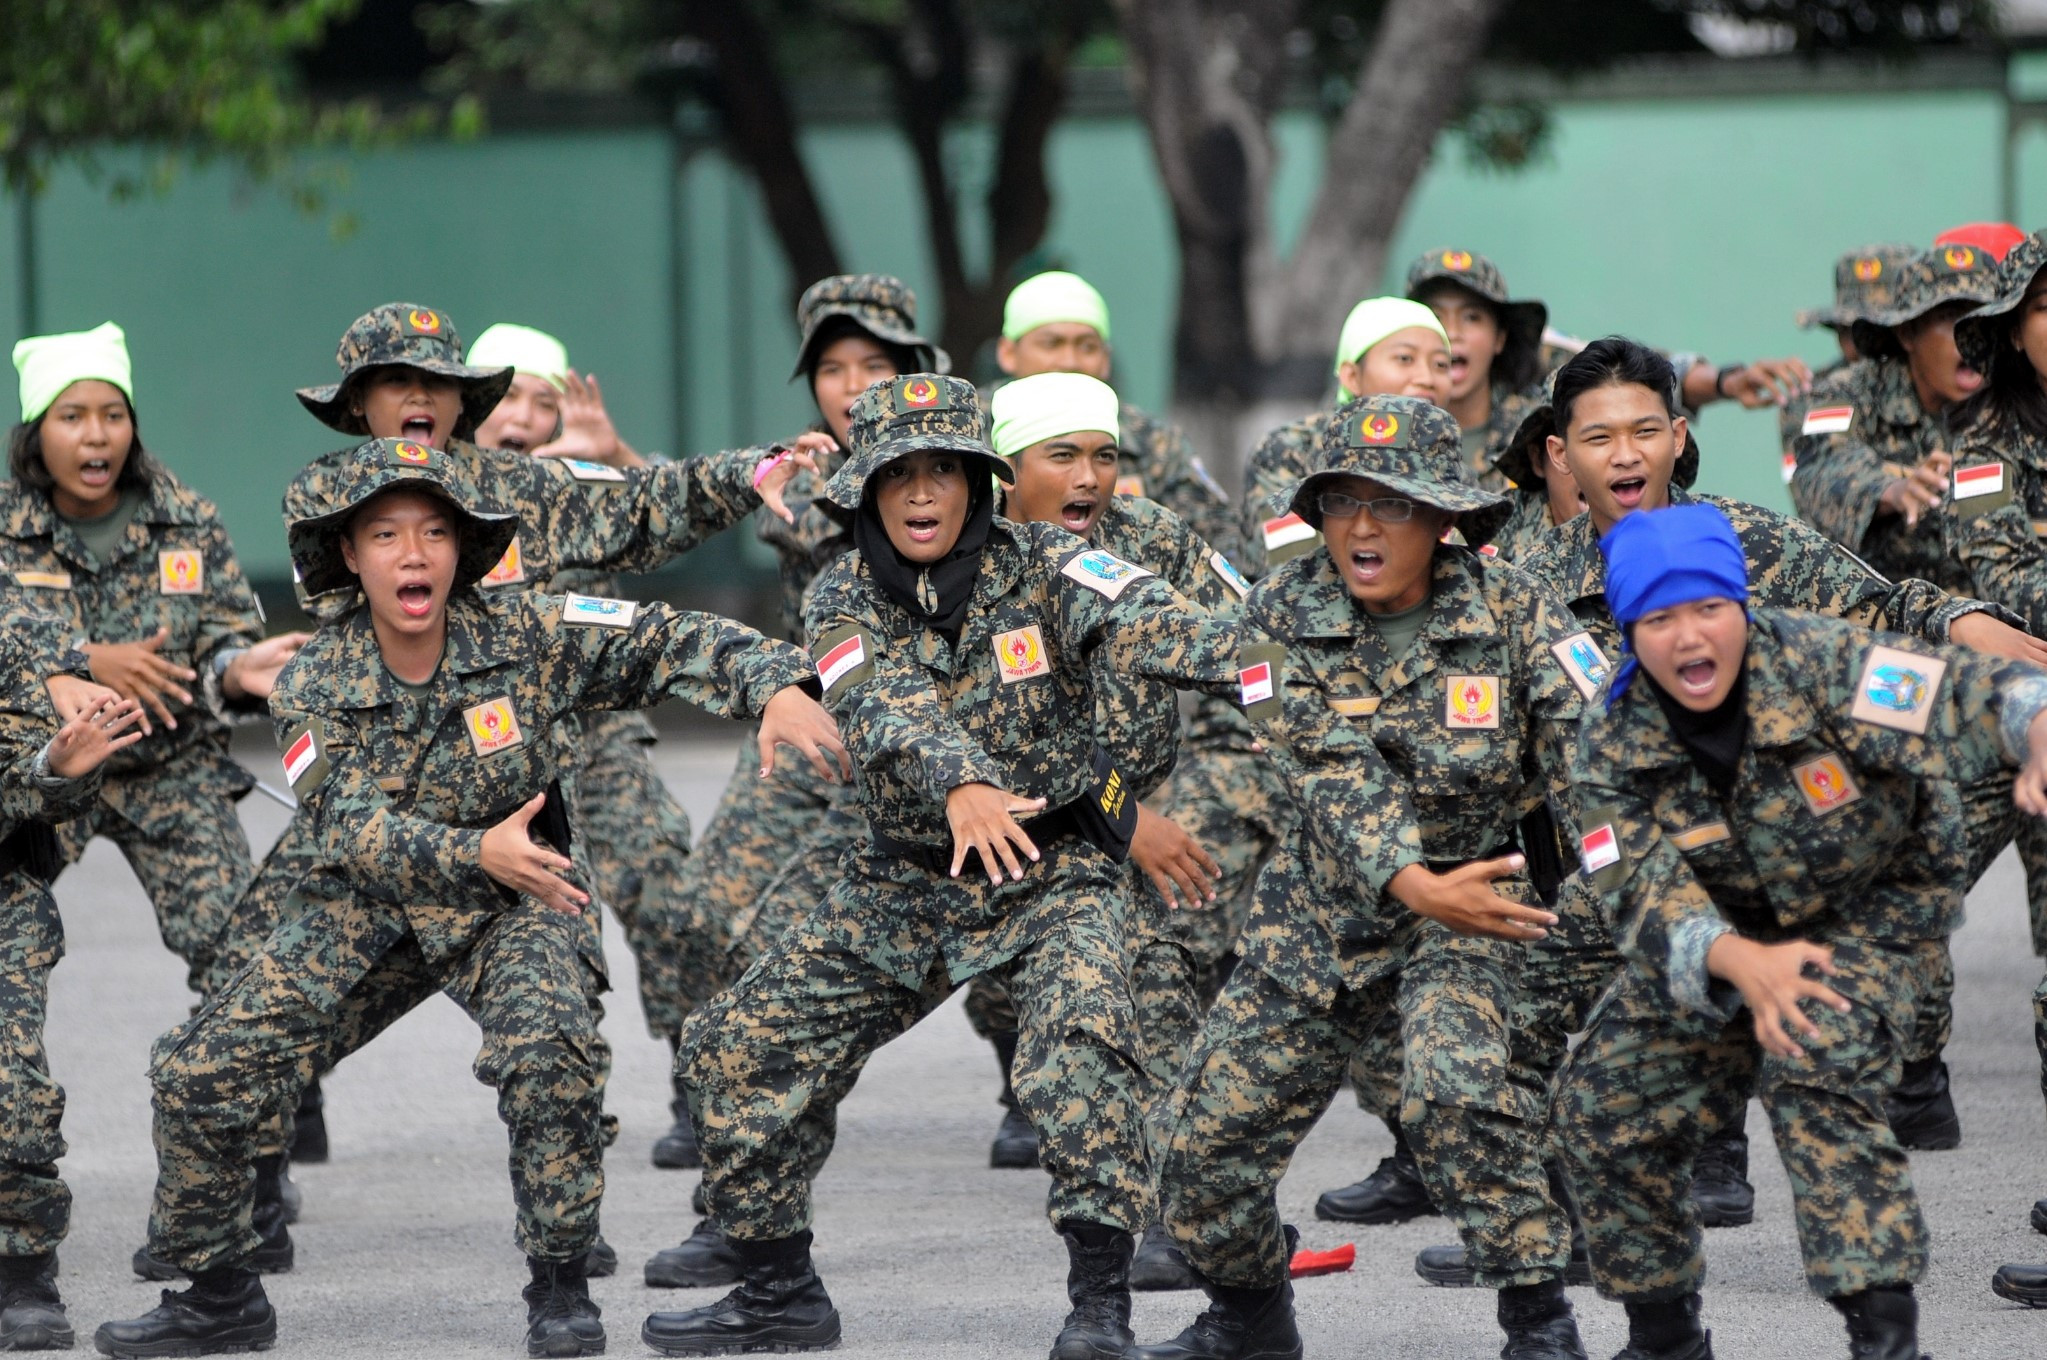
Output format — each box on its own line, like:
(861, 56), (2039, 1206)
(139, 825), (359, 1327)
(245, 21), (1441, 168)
(1365, 673), (1521, 802)
(978, 615), (1076, 742)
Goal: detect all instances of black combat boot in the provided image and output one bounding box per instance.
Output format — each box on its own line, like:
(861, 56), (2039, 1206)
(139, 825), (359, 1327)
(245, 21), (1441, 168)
(1689, 1121), (1755, 1228)
(1991, 1260), (2047, 1306)
(1129, 1275), (1303, 1360)
(585, 1238), (617, 1279)
(289, 1078), (328, 1164)
(691, 1180), (708, 1217)
(1831, 1284), (1928, 1360)
(1883, 1057), (1961, 1151)
(653, 1051), (702, 1170)
(1415, 1160), (1593, 1288)
(0, 1253), (71, 1351)
(2033, 1197), (2047, 1235)
(93, 1264), (276, 1358)
(1614, 1293), (1713, 1360)
(133, 1156), (294, 1282)
(523, 1252), (606, 1358)
(1051, 1222), (1134, 1360)
(640, 1229), (841, 1356)
(1313, 1122), (1436, 1224)
(1131, 1222), (1201, 1291)
(644, 1219), (743, 1289)
(1497, 1279), (1587, 1360)
(989, 1030), (1040, 1168)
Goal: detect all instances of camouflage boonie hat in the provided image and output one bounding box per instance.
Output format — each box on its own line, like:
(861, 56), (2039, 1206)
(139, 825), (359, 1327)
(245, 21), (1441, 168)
(1288, 395), (1511, 548)
(1795, 243), (1916, 330)
(822, 374), (1012, 510)
(1496, 368), (1701, 491)
(1850, 244), (2002, 359)
(295, 303), (513, 439)
(1954, 229), (2047, 376)
(791, 274), (950, 380)
(1403, 248), (1549, 382)
(287, 438), (519, 597)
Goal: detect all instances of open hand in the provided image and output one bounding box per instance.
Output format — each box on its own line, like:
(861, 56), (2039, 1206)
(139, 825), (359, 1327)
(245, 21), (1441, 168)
(480, 792), (587, 914)
(757, 684), (851, 783)
(1708, 934), (1848, 1060)
(1132, 804), (1220, 909)
(1388, 855), (1559, 940)
(84, 627), (195, 734)
(46, 691), (146, 777)
(224, 631), (314, 702)
(945, 782), (1047, 885)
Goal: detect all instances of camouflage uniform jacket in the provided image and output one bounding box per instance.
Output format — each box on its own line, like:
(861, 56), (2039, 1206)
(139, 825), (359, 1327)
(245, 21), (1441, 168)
(1116, 401), (1241, 564)
(753, 445), (856, 642)
(0, 467), (264, 803)
(286, 440), (767, 621)
(805, 518), (1244, 860)
(1487, 494), (1560, 566)
(1939, 415), (2047, 635)
(1089, 494), (1255, 795)
(1576, 607), (2047, 1025)
(1231, 546), (1591, 1006)
(271, 588), (811, 966)
(1514, 489), (2000, 667)
(0, 637), (103, 843)
(1789, 356), (1958, 588)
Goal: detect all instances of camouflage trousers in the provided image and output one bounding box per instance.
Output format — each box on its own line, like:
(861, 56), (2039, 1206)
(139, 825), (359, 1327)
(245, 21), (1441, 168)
(0, 874), (69, 1257)
(1155, 920), (1567, 1290)
(1557, 937), (1932, 1302)
(678, 840), (1152, 1240)
(575, 711), (693, 1040)
(147, 892), (605, 1272)
(964, 743), (1291, 1094)
(60, 780), (254, 997)
(666, 735), (840, 1022)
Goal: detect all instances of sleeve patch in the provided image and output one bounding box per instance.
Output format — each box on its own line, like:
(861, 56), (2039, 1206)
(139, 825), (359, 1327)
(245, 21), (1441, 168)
(1238, 641), (1286, 724)
(1580, 822), (1621, 873)
(281, 720), (330, 796)
(1549, 632), (1614, 703)
(561, 594), (639, 629)
(562, 458), (629, 483)
(812, 624), (877, 701)
(1801, 405), (1854, 436)
(1209, 550), (1252, 600)
(1849, 644), (1947, 735)
(1059, 547), (1156, 600)
(1950, 458), (2016, 515)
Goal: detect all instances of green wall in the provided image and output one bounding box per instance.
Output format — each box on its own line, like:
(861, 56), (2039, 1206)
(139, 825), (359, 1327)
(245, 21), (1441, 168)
(2, 74), (2032, 583)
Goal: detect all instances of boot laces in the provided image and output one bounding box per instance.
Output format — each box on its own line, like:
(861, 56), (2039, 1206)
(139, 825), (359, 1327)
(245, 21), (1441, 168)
(525, 1272), (597, 1323)
(1693, 1138), (1742, 1182)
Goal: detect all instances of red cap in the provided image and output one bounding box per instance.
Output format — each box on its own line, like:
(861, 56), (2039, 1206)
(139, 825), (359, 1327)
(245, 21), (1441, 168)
(1936, 222), (2028, 262)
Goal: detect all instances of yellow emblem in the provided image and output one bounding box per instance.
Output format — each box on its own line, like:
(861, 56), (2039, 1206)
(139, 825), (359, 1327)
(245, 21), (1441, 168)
(406, 309), (443, 334)
(158, 550), (203, 596)
(481, 535), (526, 586)
(1440, 250), (1474, 271)
(1943, 245), (1977, 270)
(1793, 753), (1860, 816)
(1852, 257), (1883, 281)
(392, 441), (431, 465)
(993, 625), (1049, 684)
(463, 696), (523, 756)
(902, 377), (940, 408)
(1444, 675), (1499, 730)
(1359, 413), (1401, 445)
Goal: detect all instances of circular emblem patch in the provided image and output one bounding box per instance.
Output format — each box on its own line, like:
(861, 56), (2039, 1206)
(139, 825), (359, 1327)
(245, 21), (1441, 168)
(1943, 245), (1977, 270)
(393, 442), (431, 465)
(1440, 250), (1473, 271)
(1359, 413), (1401, 445)
(407, 310), (443, 334)
(1853, 258), (1883, 281)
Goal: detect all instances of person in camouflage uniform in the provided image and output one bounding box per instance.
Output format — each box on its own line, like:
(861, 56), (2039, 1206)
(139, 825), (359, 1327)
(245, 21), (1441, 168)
(1557, 502), (2047, 1360)
(0, 617), (144, 1353)
(1402, 248), (1553, 493)
(1392, 338), (2047, 1293)
(466, 322), (704, 1169)
(1137, 394), (1597, 1360)
(94, 440), (840, 1360)
(1934, 229), (2047, 1306)
(649, 375), (1251, 1360)
(1788, 242), (2001, 590)
(995, 270), (1240, 561)
(200, 301), (807, 1219)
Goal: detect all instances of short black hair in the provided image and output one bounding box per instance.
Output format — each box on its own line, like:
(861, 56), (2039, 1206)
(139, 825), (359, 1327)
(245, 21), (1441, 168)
(8, 396), (158, 497)
(1552, 336), (1680, 431)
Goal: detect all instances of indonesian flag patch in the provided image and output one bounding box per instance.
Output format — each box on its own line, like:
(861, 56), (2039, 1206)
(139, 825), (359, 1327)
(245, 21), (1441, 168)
(1580, 823), (1621, 874)
(1952, 461), (2005, 500)
(1801, 405), (1854, 436)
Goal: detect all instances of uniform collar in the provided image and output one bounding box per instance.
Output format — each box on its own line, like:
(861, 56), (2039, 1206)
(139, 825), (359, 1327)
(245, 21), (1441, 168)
(314, 591), (530, 712)
(1287, 545), (1499, 644)
(1541, 486), (1704, 605)
(3, 465), (207, 542)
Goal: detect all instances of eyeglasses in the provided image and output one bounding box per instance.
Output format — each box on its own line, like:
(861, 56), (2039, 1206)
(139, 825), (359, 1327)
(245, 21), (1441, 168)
(1314, 491), (1418, 522)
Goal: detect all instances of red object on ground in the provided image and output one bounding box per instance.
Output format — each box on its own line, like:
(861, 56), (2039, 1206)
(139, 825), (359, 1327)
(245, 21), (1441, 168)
(1289, 1242), (1356, 1278)
(1936, 222), (2028, 262)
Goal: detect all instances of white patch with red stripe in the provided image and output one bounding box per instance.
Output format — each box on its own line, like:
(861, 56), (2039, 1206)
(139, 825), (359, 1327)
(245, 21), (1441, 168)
(1239, 661), (1274, 708)
(1581, 824), (1620, 874)
(816, 633), (867, 692)
(1952, 461), (2005, 500)
(1262, 513), (1318, 553)
(283, 729), (318, 787)
(1801, 405), (1854, 436)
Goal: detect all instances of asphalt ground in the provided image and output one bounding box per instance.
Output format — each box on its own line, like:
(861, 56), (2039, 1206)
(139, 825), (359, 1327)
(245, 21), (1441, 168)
(37, 726), (2047, 1358)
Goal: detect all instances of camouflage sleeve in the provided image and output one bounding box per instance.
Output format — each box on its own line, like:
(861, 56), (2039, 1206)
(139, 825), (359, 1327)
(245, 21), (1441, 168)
(804, 567), (1007, 804)
(1942, 457), (2047, 634)
(1091, 663), (1179, 799)
(1771, 512), (2006, 643)
(537, 593), (814, 723)
(0, 686), (98, 827)
(0, 599), (85, 680)
(1050, 545), (1243, 701)
(1513, 576), (1594, 824)
(527, 445), (764, 575)
(1576, 774), (1739, 1024)
(189, 518), (270, 724)
(272, 697), (500, 914)
(1141, 419), (1244, 564)
(1239, 426), (1313, 580)
(1790, 414), (1895, 554)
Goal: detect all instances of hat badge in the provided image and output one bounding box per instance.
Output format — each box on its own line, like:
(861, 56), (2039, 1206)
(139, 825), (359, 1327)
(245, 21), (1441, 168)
(393, 442), (432, 465)
(1440, 250), (1473, 271)
(407, 310), (443, 334)
(1359, 413), (1401, 445)
(1942, 245), (1976, 270)
(1852, 258), (1883, 281)
(902, 377), (941, 408)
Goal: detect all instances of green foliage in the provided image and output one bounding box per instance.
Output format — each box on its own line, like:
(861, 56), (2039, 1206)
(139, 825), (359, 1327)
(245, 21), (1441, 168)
(2, 0), (472, 231)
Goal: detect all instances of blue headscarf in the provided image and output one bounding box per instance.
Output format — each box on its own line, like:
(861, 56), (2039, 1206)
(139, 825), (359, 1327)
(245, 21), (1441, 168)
(1598, 504), (1750, 710)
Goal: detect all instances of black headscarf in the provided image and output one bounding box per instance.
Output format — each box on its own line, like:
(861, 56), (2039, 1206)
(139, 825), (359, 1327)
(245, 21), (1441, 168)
(1647, 666), (1750, 796)
(853, 459), (996, 644)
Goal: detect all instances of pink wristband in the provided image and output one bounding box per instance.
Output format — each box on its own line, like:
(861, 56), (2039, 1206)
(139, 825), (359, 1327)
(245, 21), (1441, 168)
(752, 449), (791, 490)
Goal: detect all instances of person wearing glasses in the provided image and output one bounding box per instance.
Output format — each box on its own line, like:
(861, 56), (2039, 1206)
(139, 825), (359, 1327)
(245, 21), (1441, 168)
(1137, 394), (1600, 1360)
